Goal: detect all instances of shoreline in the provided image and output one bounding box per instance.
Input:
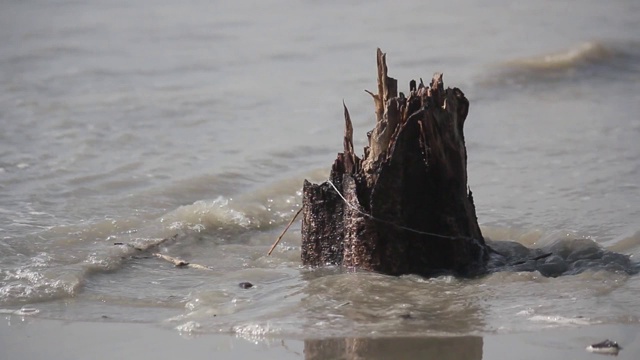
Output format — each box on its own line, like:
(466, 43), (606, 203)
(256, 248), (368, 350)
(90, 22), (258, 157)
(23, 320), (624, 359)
(1, 317), (639, 359)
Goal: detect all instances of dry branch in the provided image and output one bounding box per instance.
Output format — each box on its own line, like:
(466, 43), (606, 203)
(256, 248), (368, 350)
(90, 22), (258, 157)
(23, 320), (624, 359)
(114, 234), (211, 270)
(267, 207), (303, 255)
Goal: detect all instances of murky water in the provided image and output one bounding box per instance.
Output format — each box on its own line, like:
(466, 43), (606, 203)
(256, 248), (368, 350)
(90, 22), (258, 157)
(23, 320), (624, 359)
(1, 0), (640, 340)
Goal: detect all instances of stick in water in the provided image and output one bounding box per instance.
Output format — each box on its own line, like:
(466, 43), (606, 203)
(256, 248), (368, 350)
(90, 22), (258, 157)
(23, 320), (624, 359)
(268, 207), (303, 255)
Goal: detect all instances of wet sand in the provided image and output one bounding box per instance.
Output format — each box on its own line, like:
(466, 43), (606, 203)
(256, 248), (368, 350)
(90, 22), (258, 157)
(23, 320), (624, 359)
(2, 317), (639, 359)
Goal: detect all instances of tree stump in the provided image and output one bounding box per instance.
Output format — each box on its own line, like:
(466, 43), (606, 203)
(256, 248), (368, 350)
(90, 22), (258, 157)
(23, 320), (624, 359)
(301, 49), (489, 277)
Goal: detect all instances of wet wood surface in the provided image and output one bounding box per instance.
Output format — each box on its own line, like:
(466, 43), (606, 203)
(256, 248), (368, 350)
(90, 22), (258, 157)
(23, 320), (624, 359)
(301, 49), (488, 276)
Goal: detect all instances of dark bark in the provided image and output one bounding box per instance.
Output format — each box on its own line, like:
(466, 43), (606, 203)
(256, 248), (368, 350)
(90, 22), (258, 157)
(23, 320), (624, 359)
(301, 49), (489, 276)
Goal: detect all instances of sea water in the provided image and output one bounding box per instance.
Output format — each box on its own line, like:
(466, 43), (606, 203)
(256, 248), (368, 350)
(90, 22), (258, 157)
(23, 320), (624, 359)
(1, 0), (640, 339)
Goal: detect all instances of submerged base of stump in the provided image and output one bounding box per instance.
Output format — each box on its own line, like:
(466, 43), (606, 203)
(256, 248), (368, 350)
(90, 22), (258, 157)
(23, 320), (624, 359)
(301, 49), (489, 277)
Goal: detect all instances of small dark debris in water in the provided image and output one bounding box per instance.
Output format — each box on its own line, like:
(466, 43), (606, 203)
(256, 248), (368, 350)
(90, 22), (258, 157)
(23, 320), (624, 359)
(239, 282), (253, 289)
(399, 313), (413, 320)
(586, 339), (621, 355)
(101, 315), (110, 319)
(113, 242), (124, 246)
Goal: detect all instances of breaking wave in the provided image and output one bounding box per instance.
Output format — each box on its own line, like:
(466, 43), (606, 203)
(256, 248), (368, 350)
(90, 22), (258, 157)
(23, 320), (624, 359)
(506, 42), (614, 70)
(0, 177), (305, 306)
(479, 40), (640, 88)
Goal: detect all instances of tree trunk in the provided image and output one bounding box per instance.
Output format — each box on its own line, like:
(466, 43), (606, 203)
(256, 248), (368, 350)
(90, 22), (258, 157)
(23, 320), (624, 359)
(301, 49), (488, 277)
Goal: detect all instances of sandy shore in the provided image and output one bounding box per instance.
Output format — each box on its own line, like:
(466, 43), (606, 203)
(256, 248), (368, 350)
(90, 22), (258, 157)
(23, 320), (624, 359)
(1, 316), (639, 359)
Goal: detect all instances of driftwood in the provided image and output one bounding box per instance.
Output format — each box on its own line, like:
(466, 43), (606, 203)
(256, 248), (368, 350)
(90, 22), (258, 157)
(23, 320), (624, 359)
(114, 234), (212, 270)
(300, 49), (489, 277)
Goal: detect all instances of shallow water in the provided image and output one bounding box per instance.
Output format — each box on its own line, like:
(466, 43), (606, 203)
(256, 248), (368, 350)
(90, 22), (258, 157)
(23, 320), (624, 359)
(1, 0), (640, 340)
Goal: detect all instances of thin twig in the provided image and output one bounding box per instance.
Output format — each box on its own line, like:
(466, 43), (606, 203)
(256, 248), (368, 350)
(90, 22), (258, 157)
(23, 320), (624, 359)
(268, 207), (303, 256)
(152, 253), (212, 270)
(153, 253), (189, 267)
(113, 234), (211, 270)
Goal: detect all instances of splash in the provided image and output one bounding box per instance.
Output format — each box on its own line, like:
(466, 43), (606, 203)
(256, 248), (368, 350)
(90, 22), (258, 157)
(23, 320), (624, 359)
(0, 253), (82, 305)
(233, 323), (280, 344)
(160, 196), (253, 233)
(175, 321), (202, 335)
(0, 306), (40, 316)
(159, 189), (303, 235)
(529, 314), (595, 326)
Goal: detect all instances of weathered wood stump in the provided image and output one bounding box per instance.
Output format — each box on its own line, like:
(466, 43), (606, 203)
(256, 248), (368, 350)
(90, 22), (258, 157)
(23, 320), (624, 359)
(301, 49), (489, 277)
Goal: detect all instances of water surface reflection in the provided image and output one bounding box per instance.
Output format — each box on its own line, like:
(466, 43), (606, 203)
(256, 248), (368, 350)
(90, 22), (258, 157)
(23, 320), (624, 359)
(304, 336), (482, 360)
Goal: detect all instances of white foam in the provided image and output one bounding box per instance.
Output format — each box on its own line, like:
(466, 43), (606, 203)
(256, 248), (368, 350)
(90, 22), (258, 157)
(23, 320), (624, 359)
(233, 323), (279, 344)
(175, 321), (202, 334)
(529, 315), (593, 326)
(160, 196), (253, 232)
(0, 266), (80, 303)
(0, 307), (39, 316)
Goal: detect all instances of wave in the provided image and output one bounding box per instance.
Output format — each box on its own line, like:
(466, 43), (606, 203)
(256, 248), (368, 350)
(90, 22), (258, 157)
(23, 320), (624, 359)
(3, 168), (636, 309)
(505, 42), (614, 71)
(478, 40), (640, 88)
(0, 174), (309, 306)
